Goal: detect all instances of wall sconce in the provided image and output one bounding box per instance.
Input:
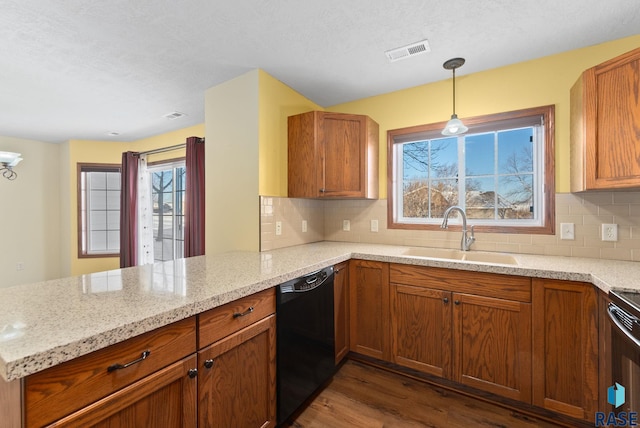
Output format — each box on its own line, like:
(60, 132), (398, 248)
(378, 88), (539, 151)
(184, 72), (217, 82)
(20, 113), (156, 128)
(442, 57), (468, 136)
(0, 151), (23, 180)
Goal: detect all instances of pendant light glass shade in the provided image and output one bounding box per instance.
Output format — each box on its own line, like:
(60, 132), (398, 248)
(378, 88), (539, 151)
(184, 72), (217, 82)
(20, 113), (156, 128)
(442, 114), (468, 136)
(441, 58), (468, 136)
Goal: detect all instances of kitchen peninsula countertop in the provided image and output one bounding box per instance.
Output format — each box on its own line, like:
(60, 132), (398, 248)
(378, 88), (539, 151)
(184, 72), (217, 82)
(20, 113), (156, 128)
(1, 241), (639, 382)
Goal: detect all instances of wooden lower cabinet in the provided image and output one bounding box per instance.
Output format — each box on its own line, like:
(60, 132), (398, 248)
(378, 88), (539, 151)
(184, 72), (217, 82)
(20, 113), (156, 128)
(198, 314), (277, 428)
(391, 284), (452, 378)
(47, 355), (197, 427)
(390, 265), (531, 403)
(532, 278), (599, 422)
(349, 260), (390, 360)
(453, 292), (531, 402)
(334, 261), (350, 364)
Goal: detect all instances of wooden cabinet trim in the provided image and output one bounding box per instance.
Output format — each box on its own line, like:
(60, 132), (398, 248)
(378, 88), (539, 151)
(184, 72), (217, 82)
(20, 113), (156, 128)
(334, 261), (350, 364)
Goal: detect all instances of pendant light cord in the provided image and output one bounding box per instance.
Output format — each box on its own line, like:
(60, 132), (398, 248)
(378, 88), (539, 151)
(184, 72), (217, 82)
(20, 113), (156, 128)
(452, 67), (456, 116)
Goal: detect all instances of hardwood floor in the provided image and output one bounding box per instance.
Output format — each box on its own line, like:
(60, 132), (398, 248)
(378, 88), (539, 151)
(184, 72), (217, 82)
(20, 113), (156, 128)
(285, 360), (564, 428)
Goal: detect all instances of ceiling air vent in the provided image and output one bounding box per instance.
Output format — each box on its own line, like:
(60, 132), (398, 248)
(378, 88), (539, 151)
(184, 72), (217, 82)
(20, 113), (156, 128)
(163, 111), (186, 120)
(385, 39), (431, 63)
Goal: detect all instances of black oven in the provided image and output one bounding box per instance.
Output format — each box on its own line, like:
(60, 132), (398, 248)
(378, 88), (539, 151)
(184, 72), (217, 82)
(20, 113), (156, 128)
(607, 291), (640, 418)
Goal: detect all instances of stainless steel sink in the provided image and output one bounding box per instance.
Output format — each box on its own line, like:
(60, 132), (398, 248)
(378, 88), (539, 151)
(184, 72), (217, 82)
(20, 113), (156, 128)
(401, 247), (518, 265)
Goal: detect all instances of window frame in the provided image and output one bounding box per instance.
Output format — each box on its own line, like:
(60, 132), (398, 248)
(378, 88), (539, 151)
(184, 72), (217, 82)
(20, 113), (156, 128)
(77, 163), (122, 258)
(387, 105), (555, 234)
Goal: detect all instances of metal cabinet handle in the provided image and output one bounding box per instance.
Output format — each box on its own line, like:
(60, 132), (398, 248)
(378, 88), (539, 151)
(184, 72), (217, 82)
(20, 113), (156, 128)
(107, 350), (151, 372)
(233, 306), (254, 318)
(188, 368), (198, 379)
(454, 300), (460, 305)
(443, 297), (449, 304)
(204, 359), (215, 369)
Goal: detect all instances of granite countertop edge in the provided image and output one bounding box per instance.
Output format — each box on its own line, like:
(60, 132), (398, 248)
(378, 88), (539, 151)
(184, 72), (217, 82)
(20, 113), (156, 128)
(1, 241), (637, 381)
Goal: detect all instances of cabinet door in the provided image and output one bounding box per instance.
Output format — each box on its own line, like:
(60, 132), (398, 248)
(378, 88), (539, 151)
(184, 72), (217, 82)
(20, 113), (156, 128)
(349, 260), (390, 360)
(453, 293), (532, 403)
(571, 47), (640, 190)
(49, 355), (197, 427)
(532, 279), (598, 421)
(391, 284), (452, 378)
(198, 315), (276, 428)
(288, 111), (321, 197)
(322, 114), (367, 198)
(334, 261), (350, 364)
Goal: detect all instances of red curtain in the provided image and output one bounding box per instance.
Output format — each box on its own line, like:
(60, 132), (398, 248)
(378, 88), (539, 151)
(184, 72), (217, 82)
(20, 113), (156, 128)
(184, 137), (205, 257)
(120, 151), (139, 267)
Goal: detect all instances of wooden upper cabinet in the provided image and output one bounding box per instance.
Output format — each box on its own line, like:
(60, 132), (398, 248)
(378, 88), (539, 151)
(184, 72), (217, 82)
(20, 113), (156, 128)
(288, 111), (379, 199)
(571, 47), (640, 191)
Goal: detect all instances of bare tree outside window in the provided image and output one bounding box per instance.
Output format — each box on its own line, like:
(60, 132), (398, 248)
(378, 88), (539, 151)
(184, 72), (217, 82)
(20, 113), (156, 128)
(388, 105), (555, 234)
(150, 164), (185, 261)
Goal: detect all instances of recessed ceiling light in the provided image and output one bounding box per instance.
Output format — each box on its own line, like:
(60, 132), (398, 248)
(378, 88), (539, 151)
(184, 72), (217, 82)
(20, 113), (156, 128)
(163, 111), (187, 120)
(108, 132), (120, 136)
(385, 39), (431, 63)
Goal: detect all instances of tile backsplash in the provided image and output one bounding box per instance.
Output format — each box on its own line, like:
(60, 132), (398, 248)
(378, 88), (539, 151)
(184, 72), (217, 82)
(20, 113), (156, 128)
(260, 192), (640, 261)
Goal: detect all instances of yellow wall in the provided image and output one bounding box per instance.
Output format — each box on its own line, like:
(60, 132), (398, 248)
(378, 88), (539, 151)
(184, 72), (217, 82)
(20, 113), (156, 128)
(258, 70), (322, 196)
(205, 70), (261, 253)
(65, 124), (205, 276)
(325, 34), (640, 197)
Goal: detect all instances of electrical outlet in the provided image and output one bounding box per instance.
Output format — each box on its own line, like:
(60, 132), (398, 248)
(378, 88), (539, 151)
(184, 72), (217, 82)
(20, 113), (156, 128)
(602, 223), (618, 241)
(275, 221), (282, 236)
(342, 220), (350, 231)
(560, 223), (574, 240)
(302, 220), (308, 233)
(371, 219), (379, 232)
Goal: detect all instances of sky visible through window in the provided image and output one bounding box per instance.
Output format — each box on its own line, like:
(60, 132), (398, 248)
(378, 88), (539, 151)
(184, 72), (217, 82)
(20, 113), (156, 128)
(401, 127), (535, 220)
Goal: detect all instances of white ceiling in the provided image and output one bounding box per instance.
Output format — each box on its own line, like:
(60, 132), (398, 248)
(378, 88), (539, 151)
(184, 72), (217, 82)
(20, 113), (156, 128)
(1, 0), (639, 144)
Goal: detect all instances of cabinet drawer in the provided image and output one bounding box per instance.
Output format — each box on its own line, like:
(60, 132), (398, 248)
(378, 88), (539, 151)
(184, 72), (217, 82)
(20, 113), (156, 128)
(198, 288), (275, 348)
(390, 264), (531, 303)
(25, 316), (196, 428)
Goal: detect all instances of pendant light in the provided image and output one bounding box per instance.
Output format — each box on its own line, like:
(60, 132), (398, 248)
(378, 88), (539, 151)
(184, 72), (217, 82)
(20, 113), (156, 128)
(441, 57), (468, 136)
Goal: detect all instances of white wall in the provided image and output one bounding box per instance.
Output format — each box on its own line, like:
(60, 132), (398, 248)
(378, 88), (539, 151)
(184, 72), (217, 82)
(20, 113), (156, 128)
(0, 136), (61, 287)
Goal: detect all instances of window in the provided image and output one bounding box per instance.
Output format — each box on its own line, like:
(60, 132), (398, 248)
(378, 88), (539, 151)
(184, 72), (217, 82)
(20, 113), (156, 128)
(388, 105), (555, 234)
(148, 160), (186, 262)
(78, 164), (121, 257)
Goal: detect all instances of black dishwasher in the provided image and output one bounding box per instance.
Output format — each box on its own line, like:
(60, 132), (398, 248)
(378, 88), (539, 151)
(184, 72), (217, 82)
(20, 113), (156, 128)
(276, 266), (336, 425)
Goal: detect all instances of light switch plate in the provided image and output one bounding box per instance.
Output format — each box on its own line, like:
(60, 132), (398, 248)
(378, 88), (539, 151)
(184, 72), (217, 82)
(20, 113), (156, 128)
(302, 220), (308, 233)
(342, 220), (350, 231)
(371, 219), (379, 232)
(560, 223), (574, 240)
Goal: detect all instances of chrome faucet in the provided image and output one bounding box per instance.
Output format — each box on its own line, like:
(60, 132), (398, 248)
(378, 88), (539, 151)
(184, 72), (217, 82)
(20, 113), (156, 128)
(441, 206), (475, 251)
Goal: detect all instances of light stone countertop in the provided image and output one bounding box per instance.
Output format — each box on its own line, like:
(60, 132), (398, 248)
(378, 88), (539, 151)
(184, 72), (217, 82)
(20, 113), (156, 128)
(1, 241), (639, 382)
